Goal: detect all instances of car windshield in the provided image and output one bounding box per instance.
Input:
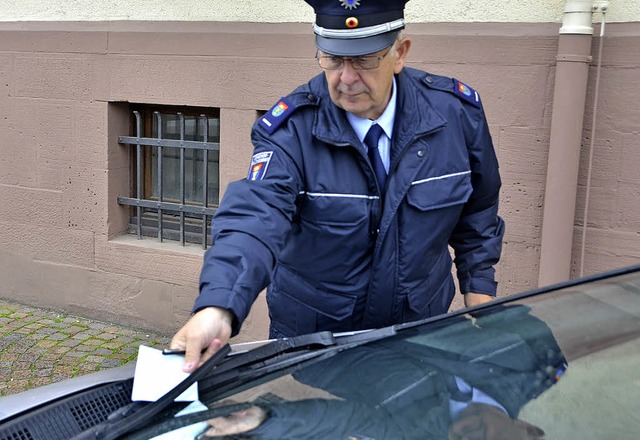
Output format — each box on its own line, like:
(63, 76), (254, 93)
(127, 267), (640, 440)
(1, 267), (639, 440)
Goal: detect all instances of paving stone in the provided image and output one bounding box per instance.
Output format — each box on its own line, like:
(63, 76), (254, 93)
(35, 339), (59, 349)
(30, 377), (53, 388)
(93, 348), (115, 356)
(11, 369), (32, 380)
(18, 352), (40, 363)
(51, 345), (73, 354)
(33, 367), (53, 378)
(59, 339), (82, 348)
(36, 360), (54, 369)
(52, 372), (73, 382)
(69, 351), (90, 359)
(65, 325), (89, 335)
(48, 333), (69, 341)
(75, 344), (97, 353)
(85, 355), (106, 363)
(100, 358), (125, 369)
(83, 338), (105, 346)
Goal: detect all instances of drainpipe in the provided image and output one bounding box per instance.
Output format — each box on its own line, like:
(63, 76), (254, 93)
(538, 1), (598, 286)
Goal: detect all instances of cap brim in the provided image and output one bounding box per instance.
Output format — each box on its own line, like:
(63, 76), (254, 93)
(315, 31), (399, 56)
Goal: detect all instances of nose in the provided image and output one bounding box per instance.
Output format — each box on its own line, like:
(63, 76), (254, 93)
(339, 60), (361, 85)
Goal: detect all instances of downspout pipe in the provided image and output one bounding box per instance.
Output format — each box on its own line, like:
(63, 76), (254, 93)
(538, 0), (596, 286)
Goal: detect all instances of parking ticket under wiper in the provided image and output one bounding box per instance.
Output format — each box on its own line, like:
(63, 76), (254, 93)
(73, 332), (339, 440)
(72, 344), (232, 440)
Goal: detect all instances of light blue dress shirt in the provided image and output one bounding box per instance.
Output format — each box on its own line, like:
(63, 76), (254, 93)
(346, 77), (397, 173)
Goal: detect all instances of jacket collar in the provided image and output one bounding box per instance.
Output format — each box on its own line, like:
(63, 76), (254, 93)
(310, 69), (447, 150)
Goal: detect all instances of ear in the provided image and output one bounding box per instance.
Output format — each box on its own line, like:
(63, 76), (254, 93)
(393, 37), (412, 74)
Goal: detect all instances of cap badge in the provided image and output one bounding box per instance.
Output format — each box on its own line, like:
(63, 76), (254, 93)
(345, 17), (359, 28)
(339, 0), (361, 10)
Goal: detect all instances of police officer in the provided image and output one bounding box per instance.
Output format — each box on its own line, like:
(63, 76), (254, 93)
(171, 0), (505, 372)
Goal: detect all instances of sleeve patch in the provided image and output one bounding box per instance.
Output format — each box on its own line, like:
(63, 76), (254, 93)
(453, 79), (482, 109)
(247, 151), (274, 181)
(259, 97), (297, 134)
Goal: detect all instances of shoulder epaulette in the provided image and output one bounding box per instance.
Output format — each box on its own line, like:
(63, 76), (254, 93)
(452, 78), (482, 109)
(259, 97), (298, 135)
(422, 74), (483, 109)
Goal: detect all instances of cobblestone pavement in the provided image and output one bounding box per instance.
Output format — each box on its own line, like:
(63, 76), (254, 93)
(0, 299), (172, 397)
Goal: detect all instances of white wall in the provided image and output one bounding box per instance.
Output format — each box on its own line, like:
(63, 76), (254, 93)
(0, 0), (636, 23)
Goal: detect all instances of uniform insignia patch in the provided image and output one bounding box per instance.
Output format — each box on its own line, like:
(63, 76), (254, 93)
(247, 151), (274, 181)
(453, 78), (482, 108)
(259, 97), (297, 134)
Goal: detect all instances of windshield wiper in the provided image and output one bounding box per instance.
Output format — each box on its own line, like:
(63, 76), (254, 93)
(195, 327), (397, 402)
(73, 331), (337, 440)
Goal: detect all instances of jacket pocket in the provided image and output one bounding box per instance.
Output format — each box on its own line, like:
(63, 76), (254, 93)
(268, 263), (358, 335)
(406, 171), (472, 212)
(299, 193), (369, 226)
(404, 274), (455, 318)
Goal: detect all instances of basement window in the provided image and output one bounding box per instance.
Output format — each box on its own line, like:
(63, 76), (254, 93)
(118, 105), (220, 248)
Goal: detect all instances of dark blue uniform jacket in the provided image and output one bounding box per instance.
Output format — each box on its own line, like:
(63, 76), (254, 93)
(194, 67), (505, 337)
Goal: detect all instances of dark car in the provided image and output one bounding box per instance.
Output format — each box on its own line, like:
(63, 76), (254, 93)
(1, 265), (640, 439)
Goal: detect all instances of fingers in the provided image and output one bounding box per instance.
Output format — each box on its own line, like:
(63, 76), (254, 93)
(170, 307), (233, 373)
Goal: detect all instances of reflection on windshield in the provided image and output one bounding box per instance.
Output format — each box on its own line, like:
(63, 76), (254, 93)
(144, 305), (567, 440)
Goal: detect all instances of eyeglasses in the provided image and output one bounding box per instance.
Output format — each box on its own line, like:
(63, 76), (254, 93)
(316, 46), (394, 71)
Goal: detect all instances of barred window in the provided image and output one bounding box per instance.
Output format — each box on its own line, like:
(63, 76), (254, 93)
(118, 105), (220, 248)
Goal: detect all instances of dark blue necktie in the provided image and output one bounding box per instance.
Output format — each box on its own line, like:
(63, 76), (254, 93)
(364, 123), (387, 195)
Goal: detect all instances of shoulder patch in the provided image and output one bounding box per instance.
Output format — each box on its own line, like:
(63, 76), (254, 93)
(453, 78), (482, 109)
(259, 97), (298, 134)
(247, 151), (274, 181)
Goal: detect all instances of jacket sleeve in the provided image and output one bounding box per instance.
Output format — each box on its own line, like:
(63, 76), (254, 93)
(449, 105), (505, 296)
(193, 118), (305, 335)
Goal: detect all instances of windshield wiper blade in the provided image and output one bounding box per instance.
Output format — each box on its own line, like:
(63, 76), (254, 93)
(72, 344), (231, 440)
(196, 328), (395, 400)
(73, 331), (337, 440)
(215, 331), (337, 372)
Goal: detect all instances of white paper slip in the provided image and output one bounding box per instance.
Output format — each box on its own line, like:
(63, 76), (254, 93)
(131, 345), (199, 402)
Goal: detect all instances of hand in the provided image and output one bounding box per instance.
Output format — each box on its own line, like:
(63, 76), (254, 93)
(198, 405), (268, 438)
(170, 306), (233, 373)
(449, 403), (545, 440)
(464, 292), (494, 308)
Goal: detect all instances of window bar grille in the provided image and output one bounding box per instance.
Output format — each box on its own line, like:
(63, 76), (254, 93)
(134, 111), (143, 240)
(155, 112), (164, 242)
(201, 114), (209, 249)
(178, 113), (186, 246)
(118, 111), (219, 248)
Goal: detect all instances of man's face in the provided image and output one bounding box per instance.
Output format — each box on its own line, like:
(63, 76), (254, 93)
(321, 37), (411, 120)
